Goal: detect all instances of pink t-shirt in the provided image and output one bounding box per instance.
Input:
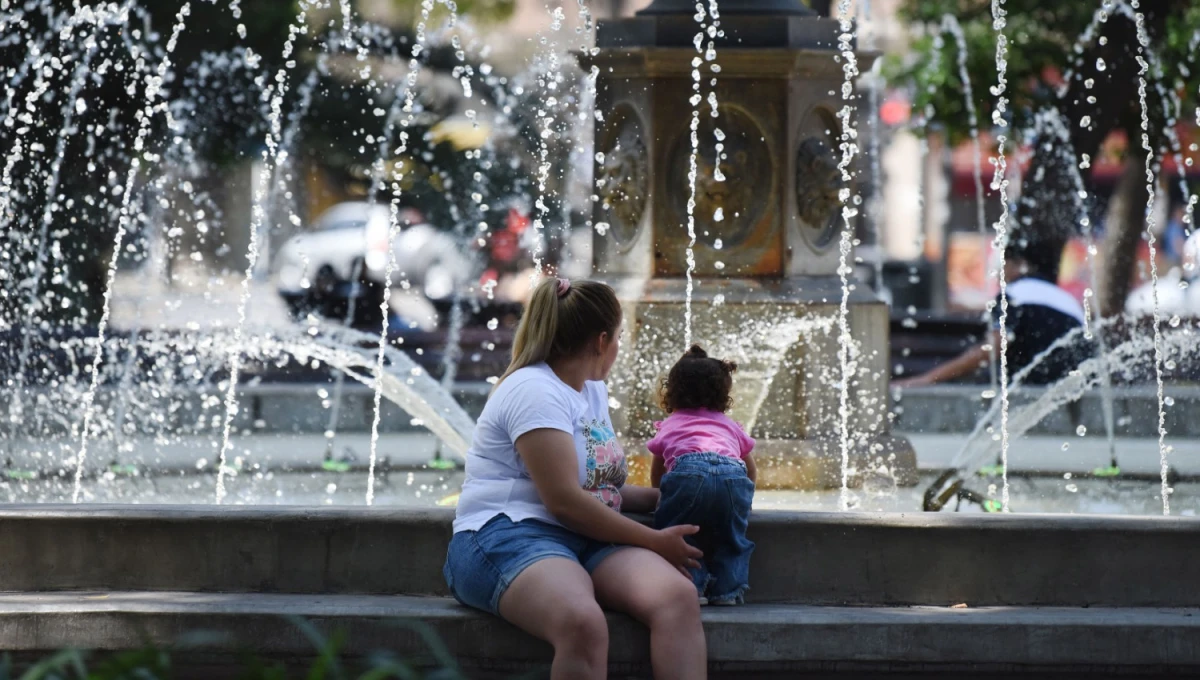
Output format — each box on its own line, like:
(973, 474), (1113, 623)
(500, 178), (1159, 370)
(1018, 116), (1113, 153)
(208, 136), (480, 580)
(646, 408), (756, 472)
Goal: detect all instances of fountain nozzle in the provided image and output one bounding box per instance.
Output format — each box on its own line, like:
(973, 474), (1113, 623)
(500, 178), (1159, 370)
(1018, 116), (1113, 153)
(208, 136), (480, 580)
(923, 468), (999, 513)
(922, 469), (963, 512)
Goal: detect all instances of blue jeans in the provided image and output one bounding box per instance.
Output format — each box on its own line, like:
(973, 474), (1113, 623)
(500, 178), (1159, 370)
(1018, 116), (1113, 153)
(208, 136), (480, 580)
(654, 452), (755, 603)
(443, 514), (627, 615)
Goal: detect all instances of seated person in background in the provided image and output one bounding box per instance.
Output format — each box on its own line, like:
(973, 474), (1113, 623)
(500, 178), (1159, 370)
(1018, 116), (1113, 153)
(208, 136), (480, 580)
(896, 237), (1089, 387)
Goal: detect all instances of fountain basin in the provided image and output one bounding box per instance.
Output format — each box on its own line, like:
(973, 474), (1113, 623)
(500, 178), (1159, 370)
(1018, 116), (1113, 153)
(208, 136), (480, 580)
(3, 505), (1199, 606)
(3, 506), (1200, 676)
(606, 279), (916, 490)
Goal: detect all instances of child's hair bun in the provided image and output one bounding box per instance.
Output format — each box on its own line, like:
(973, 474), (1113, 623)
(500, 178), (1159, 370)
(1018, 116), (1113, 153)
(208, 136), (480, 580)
(661, 343), (737, 413)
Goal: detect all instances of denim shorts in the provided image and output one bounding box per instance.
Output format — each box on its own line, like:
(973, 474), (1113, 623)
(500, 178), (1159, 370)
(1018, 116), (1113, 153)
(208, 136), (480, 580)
(443, 514), (627, 615)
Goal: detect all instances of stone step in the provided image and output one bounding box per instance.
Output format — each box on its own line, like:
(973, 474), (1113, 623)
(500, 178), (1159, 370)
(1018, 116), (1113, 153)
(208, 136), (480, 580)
(2, 592), (1199, 677)
(4, 505), (1200, 607)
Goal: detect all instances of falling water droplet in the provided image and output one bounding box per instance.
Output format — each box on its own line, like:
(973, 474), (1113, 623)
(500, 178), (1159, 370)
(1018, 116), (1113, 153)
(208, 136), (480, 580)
(1076, 425), (1087, 436)
(487, 318), (499, 331)
(1095, 58), (1106, 72)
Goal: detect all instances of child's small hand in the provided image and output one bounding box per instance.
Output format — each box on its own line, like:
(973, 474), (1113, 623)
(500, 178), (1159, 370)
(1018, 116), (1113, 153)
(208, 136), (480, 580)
(651, 524), (703, 577)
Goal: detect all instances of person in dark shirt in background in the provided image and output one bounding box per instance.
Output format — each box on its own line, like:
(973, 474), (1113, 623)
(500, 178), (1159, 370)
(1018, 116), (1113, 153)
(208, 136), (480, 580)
(896, 236), (1089, 388)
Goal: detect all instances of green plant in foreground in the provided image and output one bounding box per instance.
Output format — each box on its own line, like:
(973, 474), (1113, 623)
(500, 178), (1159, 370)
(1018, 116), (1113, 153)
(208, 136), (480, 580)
(0, 617), (536, 680)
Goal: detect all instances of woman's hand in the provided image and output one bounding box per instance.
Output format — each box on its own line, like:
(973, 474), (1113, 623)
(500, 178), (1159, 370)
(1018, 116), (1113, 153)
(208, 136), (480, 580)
(651, 524), (703, 577)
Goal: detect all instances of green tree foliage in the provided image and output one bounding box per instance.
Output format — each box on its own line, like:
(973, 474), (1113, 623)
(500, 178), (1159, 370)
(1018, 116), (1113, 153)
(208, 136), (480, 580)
(0, 1), (295, 328)
(884, 1), (1200, 311)
(0, 0), (539, 330)
(886, 0), (1200, 147)
(384, 0), (516, 28)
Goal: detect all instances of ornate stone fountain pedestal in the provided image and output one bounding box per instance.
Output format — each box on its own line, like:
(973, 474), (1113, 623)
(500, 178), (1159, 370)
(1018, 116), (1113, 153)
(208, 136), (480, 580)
(585, 1), (916, 491)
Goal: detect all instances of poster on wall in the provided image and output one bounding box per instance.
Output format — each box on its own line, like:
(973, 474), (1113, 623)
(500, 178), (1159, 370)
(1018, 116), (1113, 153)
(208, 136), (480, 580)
(945, 234), (1141, 313)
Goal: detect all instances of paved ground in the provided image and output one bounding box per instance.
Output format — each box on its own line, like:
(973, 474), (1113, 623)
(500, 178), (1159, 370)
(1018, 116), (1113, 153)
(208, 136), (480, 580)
(110, 271), (294, 333)
(109, 270), (441, 333)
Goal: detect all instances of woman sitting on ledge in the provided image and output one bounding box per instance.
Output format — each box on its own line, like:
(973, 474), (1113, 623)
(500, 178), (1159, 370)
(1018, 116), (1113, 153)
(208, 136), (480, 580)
(443, 277), (707, 680)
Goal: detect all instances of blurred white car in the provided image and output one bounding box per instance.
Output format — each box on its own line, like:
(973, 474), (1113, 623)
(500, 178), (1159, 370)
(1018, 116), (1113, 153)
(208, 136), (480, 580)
(1126, 230), (1200, 318)
(275, 202), (471, 323)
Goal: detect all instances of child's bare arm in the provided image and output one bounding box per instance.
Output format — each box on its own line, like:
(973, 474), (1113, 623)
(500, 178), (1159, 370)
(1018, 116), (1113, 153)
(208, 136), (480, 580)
(620, 484), (660, 513)
(650, 455), (666, 488)
(744, 453), (757, 485)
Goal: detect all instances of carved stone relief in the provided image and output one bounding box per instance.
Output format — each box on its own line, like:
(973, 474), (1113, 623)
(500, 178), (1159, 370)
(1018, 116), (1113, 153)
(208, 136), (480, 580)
(794, 108), (845, 250)
(667, 105), (773, 249)
(794, 137), (843, 248)
(596, 105), (648, 250)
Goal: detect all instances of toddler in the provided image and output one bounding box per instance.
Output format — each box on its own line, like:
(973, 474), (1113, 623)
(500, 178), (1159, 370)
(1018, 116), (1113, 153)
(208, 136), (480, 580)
(649, 345), (756, 606)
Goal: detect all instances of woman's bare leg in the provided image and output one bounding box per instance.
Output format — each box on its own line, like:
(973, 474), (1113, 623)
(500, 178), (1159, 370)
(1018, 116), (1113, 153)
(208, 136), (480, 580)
(591, 548), (707, 680)
(498, 557), (609, 680)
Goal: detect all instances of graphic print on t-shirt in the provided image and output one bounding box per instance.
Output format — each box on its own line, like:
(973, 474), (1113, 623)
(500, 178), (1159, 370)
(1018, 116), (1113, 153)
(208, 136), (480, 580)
(581, 418), (627, 511)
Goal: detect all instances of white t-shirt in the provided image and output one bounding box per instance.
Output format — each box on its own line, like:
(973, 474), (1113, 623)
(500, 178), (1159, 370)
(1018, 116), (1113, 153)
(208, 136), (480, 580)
(453, 363), (629, 533)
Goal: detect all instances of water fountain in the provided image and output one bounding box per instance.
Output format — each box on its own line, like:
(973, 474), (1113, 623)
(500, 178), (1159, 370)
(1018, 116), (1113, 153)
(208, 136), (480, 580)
(2, 0), (1200, 675)
(0, 0), (1191, 515)
(584, 0), (916, 491)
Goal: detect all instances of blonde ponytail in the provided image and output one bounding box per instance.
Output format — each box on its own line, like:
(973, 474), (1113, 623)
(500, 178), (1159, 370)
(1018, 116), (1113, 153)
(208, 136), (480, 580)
(495, 278), (621, 387)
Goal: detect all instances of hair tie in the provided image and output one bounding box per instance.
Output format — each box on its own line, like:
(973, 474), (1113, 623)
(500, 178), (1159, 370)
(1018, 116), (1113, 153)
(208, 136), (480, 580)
(556, 278), (571, 298)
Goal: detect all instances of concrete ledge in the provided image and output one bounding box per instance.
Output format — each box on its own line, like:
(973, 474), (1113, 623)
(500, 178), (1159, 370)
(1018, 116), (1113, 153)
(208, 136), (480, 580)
(5, 506), (1200, 607)
(4, 592), (1200, 676)
(893, 385), (1200, 437)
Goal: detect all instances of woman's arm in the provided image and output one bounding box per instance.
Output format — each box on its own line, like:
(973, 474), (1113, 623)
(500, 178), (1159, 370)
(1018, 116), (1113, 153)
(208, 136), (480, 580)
(517, 429), (701, 573)
(744, 453), (757, 484)
(650, 456), (666, 489)
(619, 484), (660, 513)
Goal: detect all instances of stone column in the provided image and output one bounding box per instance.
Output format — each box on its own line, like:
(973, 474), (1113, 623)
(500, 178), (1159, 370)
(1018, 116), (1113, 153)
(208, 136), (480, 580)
(584, 0), (916, 491)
